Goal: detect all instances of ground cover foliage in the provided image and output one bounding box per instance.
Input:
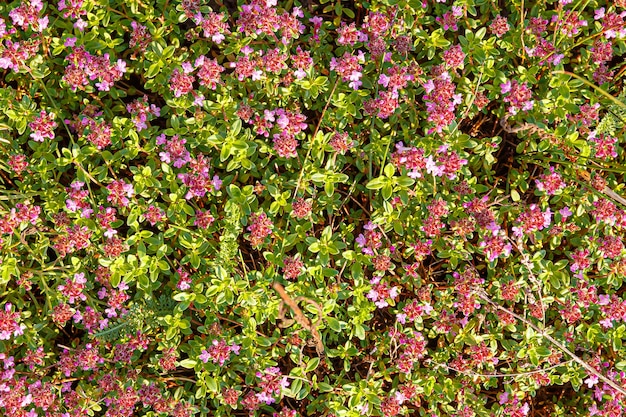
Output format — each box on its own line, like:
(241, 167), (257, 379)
(1, 0), (626, 416)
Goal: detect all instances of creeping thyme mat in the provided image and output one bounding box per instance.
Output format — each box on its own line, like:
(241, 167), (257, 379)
(1, 0), (626, 416)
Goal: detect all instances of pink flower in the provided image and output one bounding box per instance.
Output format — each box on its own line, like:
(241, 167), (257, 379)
(29, 110), (57, 142)
(158, 134), (191, 168)
(584, 375), (599, 388)
(367, 277), (400, 308)
(247, 212), (273, 247)
(291, 198), (312, 219)
(177, 268), (192, 291)
(198, 12), (230, 43)
(501, 80), (534, 114)
(337, 22), (363, 45)
(195, 55), (224, 89)
(498, 392), (509, 405)
(282, 256), (304, 280)
(535, 166), (566, 195)
(330, 52), (364, 89)
(443, 44), (465, 68)
(0, 303), (24, 340)
(199, 339), (240, 365)
(490, 15), (510, 37)
(106, 180), (134, 207)
(170, 67), (195, 97)
(126, 95), (160, 131)
(479, 231), (512, 262)
(57, 273), (88, 304)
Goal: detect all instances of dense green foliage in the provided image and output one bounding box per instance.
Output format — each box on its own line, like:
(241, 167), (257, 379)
(1, 0), (626, 416)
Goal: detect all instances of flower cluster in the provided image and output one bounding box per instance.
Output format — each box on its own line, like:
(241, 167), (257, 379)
(250, 107), (308, 158)
(157, 134), (191, 168)
(392, 143), (426, 178)
(0, 38), (41, 72)
(535, 166), (566, 195)
(490, 15), (510, 37)
(330, 51), (365, 90)
(177, 154), (222, 199)
(9, 0), (48, 32)
(436, 6), (463, 32)
(394, 331), (427, 373)
(29, 110), (57, 142)
(282, 256), (304, 280)
(356, 222), (384, 255)
(199, 339), (241, 366)
(0, 303), (24, 340)
(247, 212), (273, 247)
(512, 204), (552, 237)
(106, 179), (134, 207)
(170, 65), (195, 98)
(176, 268), (192, 291)
(196, 12), (230, 43)
(126, 95), (160, 131)
(396, 299), (433, 324)
(58, 272), (88, 304)
(8, 154), (29, 176)
(255, 367), (289, 405)
(589, 132), (618, 159)
(53, 225), (92, 257)
(367, 276), (400, 308)
(291, 197), (312, 219)
(195, 55), (225, 90)
(129, 21), (151, 52)
(501, 79), (534, 114)
(63, 46), (127, 91)
(423, 69), (462, 133)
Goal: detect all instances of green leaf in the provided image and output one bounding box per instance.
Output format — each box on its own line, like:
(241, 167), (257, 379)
(366, 177), (386, 190)
(395, 176), (415, 187)
(306, 357), (320, 372)
(195, 385), (206, 399)
(162, 45), (176, 59)
(179, 358), (197, 369)
(511, 189), (521, 201)
(205, 376), (218, 392)
(327, 317), (342, 332)
(190, 252), (201, 269)
(354, 323), (365, 340)
(146, 62), (161, 78)
(383, 163), (395, 177)
(325, 181), (335, 197)
(318, 382), (334, 392)
(535, 346), (551, 357)
(382, 184), (393, 200)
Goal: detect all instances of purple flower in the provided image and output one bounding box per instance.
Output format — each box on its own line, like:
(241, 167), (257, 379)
(159, 135), (191, 168)
(212, 175), (222, 191)
(594, 7), (605, 20)
(584, 375), (599, 388)
(498, 392), (509, 405)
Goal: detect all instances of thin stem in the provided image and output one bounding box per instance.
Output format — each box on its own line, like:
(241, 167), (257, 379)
(435, 359), (574, 378)
(159, 376), (197, 384)
(516, 0), (526, 61)
(553, 70), (626, 110)
(277, 78), (340, 259)
(294, 78), (339, 198)
(477, 290), (626, 397)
